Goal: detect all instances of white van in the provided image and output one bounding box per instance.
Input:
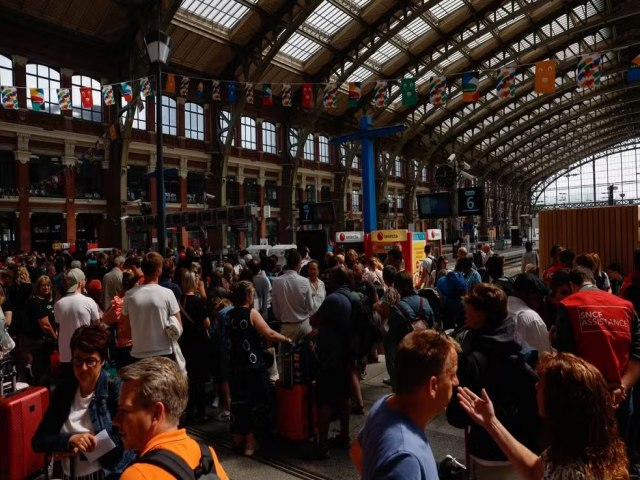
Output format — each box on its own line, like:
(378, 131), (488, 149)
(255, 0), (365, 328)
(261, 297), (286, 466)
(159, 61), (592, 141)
(246, 244), (298, 267)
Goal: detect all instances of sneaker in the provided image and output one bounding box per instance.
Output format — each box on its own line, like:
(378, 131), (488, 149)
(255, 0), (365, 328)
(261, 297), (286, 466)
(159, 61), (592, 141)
(217, 410), (231, 421)
(211, 397), (219, 409)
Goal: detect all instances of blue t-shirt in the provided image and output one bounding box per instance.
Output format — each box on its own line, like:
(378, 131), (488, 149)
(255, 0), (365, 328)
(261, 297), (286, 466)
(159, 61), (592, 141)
(358, 395), (439, 480)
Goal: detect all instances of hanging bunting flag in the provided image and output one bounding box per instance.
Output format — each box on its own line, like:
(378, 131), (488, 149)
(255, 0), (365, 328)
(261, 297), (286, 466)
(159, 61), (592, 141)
(576, 53), (601, 89)
(1, 86), (18, 110)
(401, 78), (416, 106)
(212, 81), (221, 101)
(262, 83), (273, 106)
(628, 51), (640, 83)
(535, 60), (557, 94)
(139, 77), (154, 98)
(302, 83), (314, 109)
(462, 72), (480, 102)
(136, 100), (144, 113)
(120, 83), (133, 103)
(179, 76), (190, 97)
(79, 87), (93, 107)
(428, 76), (448, 105)
(282, 84), (292, 107)
(195, 81), (204, 98)
(30, 88), (46, 111)
(108, 124), (119, 141)
(348, 82), (361, 108)
(246, 83), (254, 105)
(322, 83), (337, 109)
(227, 81), (237, 103)
(496, 67), (516, 98)
(57, 88), (72, 110)
(374, 80), (388, 108)
(165, 73), (176, 94)
(102, 85), (115, 106)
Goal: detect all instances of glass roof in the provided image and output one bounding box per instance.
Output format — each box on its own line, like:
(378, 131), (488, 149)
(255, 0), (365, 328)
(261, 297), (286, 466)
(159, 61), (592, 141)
(179, 0), (257, 30)
(429, 0), (465, 21)
(305, 1), (352, 39)
(279, 32), (323, 63)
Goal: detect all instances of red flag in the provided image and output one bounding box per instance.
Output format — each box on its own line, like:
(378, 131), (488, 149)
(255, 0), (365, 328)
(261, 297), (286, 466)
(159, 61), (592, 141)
(79, 87), (93, 108)
(302, 83), (313, 109)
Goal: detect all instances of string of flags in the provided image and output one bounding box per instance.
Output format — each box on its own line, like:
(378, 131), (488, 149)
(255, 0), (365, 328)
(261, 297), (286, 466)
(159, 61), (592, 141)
(1, 50), (638, 113)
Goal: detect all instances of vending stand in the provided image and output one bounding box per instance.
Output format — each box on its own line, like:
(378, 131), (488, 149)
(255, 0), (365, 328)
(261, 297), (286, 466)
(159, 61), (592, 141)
(365, 229), (426, 277)
(425, 229), (443, 258)
(334, 231), (366, 254)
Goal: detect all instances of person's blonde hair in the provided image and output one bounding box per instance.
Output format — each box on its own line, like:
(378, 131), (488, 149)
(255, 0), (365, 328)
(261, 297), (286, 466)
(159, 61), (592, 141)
(181, 271), (198, 294)
(33, 275), (52, 301)
(16, 266), (31, 285)
(119, 357), (188, 424)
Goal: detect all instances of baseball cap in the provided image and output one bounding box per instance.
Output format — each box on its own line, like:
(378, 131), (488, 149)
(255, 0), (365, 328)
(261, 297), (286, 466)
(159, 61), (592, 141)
(65, 268), (85, 294)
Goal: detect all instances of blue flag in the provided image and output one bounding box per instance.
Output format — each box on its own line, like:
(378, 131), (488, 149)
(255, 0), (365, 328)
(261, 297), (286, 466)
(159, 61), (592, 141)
(227, 81), (237, 103)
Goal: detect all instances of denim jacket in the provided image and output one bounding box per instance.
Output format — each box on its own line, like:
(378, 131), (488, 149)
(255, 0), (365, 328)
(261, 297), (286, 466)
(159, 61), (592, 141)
(32, 369), (135, 478)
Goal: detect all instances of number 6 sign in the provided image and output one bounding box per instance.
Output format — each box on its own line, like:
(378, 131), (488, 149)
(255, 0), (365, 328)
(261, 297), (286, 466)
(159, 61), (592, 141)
(458, 187), (483, 215)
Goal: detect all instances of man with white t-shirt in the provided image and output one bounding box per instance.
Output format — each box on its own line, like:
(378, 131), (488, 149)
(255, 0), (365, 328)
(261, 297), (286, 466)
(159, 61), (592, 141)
(121, 252), (181, 361)
(54, 268), (101, 376)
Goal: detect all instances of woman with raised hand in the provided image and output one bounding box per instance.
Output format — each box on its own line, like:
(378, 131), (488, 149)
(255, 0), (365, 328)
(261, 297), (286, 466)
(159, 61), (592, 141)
(458, 352), (629, 480)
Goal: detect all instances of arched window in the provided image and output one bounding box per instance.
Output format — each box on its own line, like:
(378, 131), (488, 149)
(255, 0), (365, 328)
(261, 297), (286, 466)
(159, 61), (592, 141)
(184, 102), (204, 140)
(121, 97), (147, 130)
(262, 122), (277, 154)
(161, 96), (177, 135)
(303, 134), (315, 161)
(71, 75), (101, 122)
(241, 116), (256, 150)
(318, 135), (329, 163)
(26, 63), (60, 114)
(219, 110), (233, 145)
(0, 55), (13, 87)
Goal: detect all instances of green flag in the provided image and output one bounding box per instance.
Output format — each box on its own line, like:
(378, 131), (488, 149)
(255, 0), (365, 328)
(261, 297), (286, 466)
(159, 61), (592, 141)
(401, 78), (416, 106)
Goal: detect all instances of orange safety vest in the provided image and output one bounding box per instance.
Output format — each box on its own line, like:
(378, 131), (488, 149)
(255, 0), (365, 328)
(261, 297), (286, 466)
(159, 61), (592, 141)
(561, 289), (633, 385)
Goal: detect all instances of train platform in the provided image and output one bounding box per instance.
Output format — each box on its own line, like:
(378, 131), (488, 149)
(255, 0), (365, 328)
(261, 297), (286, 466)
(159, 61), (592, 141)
(188, 359), (465, 480)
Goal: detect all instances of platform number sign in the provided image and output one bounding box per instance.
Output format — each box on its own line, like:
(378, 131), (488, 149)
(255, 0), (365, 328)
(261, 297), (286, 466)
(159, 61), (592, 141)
(457, 187), (483, 215)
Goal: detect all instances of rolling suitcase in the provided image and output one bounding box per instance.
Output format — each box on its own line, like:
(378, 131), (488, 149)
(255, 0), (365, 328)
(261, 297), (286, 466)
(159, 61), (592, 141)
(0, 385), (50, 479)
(275, 381), (317, 441)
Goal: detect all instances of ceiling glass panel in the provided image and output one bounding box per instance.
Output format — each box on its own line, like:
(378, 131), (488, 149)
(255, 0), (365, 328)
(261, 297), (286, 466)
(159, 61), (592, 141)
(179, 0), (256, 30)
(429, 0), (465, 20)
(279, 32), (323, 62)
(369, 41), (402, 66)
(397, 17), (431, 43)
(305, 1), (351, 38)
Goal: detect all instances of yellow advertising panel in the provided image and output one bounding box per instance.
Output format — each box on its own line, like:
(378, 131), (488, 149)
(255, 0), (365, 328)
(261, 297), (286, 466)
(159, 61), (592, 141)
(370, 229), (408, 242)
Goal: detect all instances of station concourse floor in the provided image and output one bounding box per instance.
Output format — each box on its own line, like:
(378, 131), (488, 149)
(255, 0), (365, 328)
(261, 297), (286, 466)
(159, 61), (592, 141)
(188, 358), (466, 480)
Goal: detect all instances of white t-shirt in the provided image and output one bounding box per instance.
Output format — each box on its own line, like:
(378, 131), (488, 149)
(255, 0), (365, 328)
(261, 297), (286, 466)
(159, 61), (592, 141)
(60, 388), (101, 477)
(122, 283), (180, 358)
(507, 296), (551, 354)
(55, 294), (101, 362)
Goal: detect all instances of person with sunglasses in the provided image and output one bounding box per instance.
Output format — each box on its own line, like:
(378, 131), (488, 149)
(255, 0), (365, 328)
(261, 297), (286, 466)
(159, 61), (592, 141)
(33, 324), (134, 480)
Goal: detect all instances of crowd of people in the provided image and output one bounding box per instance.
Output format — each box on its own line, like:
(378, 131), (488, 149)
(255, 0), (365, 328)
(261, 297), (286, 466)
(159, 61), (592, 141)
(0, 239), (639, 479)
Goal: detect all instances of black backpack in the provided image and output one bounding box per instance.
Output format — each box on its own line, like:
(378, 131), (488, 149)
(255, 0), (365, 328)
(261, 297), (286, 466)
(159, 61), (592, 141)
(339, 290), (376, 357)
(134, 441), (220, 480)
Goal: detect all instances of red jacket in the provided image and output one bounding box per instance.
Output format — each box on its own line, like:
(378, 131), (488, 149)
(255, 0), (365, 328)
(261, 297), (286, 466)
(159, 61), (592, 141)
(621, 271), (640, 300)
(561, 289), (633, 385)
(542, 262), (564, 285)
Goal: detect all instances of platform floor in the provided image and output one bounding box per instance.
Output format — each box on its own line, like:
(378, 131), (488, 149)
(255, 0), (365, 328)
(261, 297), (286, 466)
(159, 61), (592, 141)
(188, 358), (466, 480)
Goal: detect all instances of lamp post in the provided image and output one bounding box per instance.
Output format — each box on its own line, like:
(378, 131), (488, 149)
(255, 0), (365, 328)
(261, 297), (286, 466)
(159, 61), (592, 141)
(145, 30), (172, 256)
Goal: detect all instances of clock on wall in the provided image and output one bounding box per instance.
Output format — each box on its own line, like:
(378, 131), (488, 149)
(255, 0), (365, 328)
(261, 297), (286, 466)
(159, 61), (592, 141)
(435, 164), (456, 188)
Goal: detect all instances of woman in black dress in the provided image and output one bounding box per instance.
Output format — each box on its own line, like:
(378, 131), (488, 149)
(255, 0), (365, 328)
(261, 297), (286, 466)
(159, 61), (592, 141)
(227, 280), (292, 456)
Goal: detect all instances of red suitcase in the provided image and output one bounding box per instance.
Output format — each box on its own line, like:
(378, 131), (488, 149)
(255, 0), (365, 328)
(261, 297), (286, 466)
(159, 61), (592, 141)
(275, 381), (316, 441)
(0, 386), (49, 480)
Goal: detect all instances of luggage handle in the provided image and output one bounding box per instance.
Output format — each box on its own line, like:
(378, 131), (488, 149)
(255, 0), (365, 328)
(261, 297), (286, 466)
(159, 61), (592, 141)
(0, 364), (17, 396)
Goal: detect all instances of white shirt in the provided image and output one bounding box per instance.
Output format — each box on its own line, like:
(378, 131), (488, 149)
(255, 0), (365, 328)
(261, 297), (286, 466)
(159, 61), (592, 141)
(271, 270), (313, 324)
(122, 283), (180, 358)
(55, 294), (101, 362)
(60, 388), (101, 477)
(507, 296), (551, 353)
(309, 278), (326, 315)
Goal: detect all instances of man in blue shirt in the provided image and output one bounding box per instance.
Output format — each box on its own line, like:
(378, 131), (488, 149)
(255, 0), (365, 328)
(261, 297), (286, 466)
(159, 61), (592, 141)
(352, 330), (460, 479)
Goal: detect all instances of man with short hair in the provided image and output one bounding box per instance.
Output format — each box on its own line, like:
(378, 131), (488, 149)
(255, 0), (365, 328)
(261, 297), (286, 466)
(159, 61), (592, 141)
(351, 330), (460, 479)
(419, 244), (436, 288)
(102, 255), (125, 310)
(115, 357), (229, 480)
(121, 252), (181, 360)
(508, 273), (551, 353)
(542, 244), (564, 285)
(385, 247), (404, 272)
(54, 268), (101, 373)
(271, 249), (313, 342)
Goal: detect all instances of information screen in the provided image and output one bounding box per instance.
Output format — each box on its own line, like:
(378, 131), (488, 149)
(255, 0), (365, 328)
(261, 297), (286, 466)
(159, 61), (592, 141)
(417, 192), (452, 219)
(299, 202), (336, 225)
(457, 187), (484, 215)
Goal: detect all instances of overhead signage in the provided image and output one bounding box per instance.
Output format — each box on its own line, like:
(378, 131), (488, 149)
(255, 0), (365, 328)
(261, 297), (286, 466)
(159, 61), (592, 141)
(427, 229), (443, 241)
(457, 187), (484, 216)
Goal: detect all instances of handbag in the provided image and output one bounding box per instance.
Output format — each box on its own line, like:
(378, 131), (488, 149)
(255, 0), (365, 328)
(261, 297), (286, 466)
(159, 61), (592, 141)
(164, 315), (187, 373)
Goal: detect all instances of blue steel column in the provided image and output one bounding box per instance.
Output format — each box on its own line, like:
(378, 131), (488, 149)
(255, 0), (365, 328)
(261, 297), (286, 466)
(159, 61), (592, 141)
(360, 117), (377, 233)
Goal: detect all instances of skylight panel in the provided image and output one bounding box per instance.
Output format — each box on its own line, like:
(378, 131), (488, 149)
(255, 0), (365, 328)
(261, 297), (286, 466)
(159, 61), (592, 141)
(348, 65), (374, 82)
(438, 49), (464, 68)
(369, 41), (401, 66)
(180, 0), (254, 30)
(503, 13), (525, 29)
(467, 31), (493, 50)
(397, 17), (431, 43)
(430, 0), (465, 20)
(279, 32), (323, 62)
(305, 1), (351, 39)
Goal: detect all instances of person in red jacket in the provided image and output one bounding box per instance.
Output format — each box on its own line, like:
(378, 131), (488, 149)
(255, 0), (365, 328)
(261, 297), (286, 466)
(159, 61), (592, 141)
(621, 247), (640, 301)
(542, 245), (564, 285)
(553, 266), (640, 472)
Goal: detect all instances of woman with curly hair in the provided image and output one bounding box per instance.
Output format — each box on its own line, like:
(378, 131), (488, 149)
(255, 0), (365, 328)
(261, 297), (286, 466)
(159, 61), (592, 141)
(458, 352), (629, 480)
